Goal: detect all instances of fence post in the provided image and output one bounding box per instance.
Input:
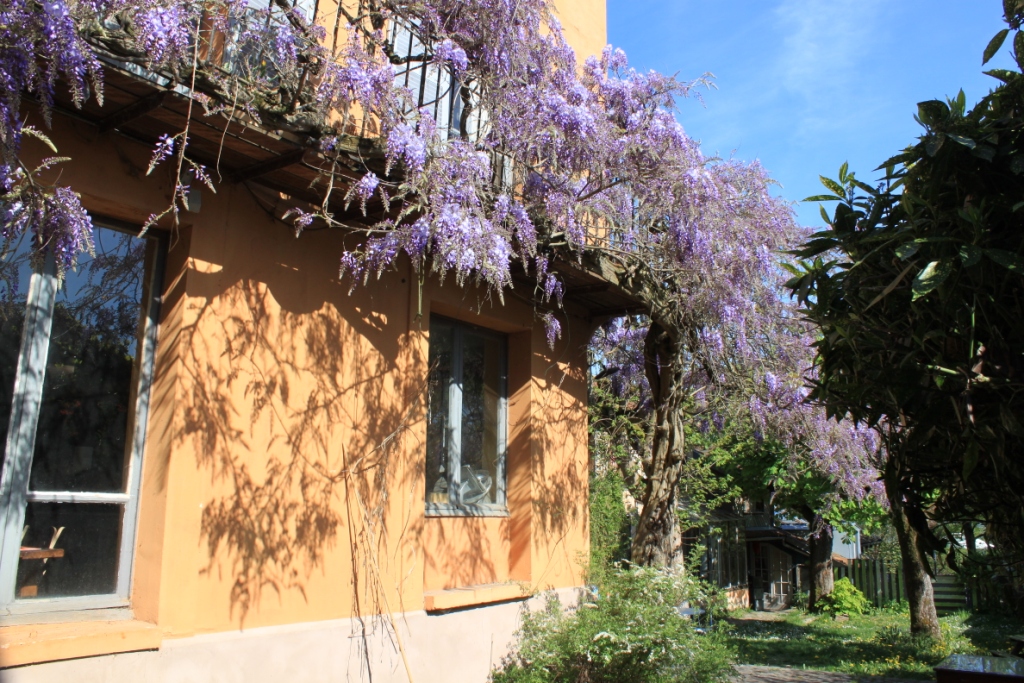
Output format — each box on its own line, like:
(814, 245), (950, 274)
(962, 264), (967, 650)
(871, 559), (878, 607)
(875, 559), (883, 608)
(868, 561), (876, 610)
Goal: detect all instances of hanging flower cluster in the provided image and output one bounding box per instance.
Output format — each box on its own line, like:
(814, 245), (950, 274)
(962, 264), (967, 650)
(0, 0), (881, 540)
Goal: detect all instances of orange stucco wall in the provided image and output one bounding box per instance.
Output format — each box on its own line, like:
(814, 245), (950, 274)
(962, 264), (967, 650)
(9, 110), (592, 644)
(1, 0), (606, 668)
(553, 0), (608, 62)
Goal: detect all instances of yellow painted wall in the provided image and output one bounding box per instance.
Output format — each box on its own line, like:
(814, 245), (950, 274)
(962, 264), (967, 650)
(553, 0), (608, 61)
(1, 0), (605, 663)
(8, 109), (592, 657)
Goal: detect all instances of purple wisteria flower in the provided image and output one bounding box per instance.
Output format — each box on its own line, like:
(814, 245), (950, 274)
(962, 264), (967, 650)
(135, 4), (191, 65)
(541, 311), (561, 349)
(434, 39), (468, 75)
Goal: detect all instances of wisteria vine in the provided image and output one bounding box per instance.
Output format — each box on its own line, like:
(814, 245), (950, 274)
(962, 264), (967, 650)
(0, 0), (879, 562)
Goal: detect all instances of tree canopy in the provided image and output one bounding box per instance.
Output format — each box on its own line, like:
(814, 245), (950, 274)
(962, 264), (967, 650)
(789, 0), (1024, 612)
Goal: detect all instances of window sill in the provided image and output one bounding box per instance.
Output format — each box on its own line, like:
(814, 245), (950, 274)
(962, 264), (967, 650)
(0, 618), (161, 668)
(424, 503), (509, 518)
(424, 582), (531, 612)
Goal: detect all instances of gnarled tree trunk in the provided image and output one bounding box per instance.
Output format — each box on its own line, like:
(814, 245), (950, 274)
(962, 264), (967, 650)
(631, 322), (686, 568)
(884, 459), (940, 638)
(801, 507), (834, 611)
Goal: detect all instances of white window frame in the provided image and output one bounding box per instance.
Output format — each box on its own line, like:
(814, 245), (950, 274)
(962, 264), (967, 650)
(425, 316), (508, 517)
(0, 222), (165, 617)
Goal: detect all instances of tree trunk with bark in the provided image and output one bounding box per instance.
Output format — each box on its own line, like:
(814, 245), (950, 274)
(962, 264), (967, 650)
(884, 459), (941, 638)
(801, 507), (834, 611)
(630, 322), (686, 568)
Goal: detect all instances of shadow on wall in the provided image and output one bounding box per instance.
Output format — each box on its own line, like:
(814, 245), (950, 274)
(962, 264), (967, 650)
(175, 223), (429, 627)
(168, 215), (592, 627)
(530, 325), (590, 588)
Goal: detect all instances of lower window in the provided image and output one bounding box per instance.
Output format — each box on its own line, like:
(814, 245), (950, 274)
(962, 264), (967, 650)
(0, 223), (163, 614)
(425, 316), (507, 515)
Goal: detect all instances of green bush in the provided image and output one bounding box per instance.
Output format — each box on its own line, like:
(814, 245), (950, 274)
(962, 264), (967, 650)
(588, 470), (631, 583)
(491, 567), (734, 683)
(815, 578), (870, 617)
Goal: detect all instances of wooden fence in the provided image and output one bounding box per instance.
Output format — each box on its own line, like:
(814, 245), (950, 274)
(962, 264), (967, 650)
(833, 559), (991, 614)
(932, 574), (971, 615)
(833, 559), (906, 608)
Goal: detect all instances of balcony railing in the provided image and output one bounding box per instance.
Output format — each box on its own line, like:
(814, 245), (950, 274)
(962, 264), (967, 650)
(388, 19), (487, 143)
(744, 511), (772, 529)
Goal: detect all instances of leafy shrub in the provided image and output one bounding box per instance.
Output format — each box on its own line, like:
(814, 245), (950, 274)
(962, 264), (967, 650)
(874, 624), (915, 648)
(816, 578), (870, 617)
(873, 614), (976, 658)
(491, 567), (735, 683)
(875, 598), (910, 615)
(936, 612), (978, 656)
(588, 471), (631, 583)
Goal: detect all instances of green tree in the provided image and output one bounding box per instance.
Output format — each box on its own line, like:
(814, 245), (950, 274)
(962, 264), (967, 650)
(788, 2), (1024, 626)
(700, 428), (884, 611)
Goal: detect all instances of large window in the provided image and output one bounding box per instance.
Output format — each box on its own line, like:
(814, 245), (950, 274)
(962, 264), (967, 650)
(425, 317), (507, 515)
(0, 223), (163, 616)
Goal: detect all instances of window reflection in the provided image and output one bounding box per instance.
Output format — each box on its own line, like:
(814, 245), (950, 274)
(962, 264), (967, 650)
(425, 317), (505, 510)
(4, 224), (155, 603)
(17, 502), (122, 599)
(29, 228), (147, 493)
(426, 321), (452, 503)
(459, 332), (500, 506)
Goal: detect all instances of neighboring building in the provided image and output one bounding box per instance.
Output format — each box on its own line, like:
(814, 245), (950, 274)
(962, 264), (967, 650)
(692, 499), (809, 611)
(0, 2), (622, 682)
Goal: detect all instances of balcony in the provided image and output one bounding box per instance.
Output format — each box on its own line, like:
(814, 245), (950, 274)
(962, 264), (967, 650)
(35, 3), (643, 318)
(744, 511), (772, 530)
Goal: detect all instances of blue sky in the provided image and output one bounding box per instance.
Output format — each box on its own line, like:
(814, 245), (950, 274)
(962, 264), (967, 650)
(607, 1), (1019, 227)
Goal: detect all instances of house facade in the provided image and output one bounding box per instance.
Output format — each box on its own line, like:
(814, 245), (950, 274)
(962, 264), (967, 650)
(695, 501), (809, 611)
(0, 2), (618, 681)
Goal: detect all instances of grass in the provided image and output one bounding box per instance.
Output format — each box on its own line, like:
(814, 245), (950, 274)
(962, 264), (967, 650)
(725, 606), (1024, 680)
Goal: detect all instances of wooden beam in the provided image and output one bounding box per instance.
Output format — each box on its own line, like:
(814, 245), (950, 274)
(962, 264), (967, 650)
(228, 148), (308, 183)
(98, 91), (167, 132)
(567, 283), (610, 295)
(588, 304), (647, 318)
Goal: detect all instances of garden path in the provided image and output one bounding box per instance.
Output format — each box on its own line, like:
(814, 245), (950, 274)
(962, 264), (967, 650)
(733, 664), (923, 683)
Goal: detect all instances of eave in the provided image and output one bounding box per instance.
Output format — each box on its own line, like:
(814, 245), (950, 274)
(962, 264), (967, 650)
(42, 52), (648, 321)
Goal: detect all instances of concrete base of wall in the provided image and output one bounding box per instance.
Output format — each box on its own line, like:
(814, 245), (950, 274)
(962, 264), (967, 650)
(1, 587), (581, 683)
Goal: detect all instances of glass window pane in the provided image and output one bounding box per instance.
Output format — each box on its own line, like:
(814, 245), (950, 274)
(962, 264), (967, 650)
(16, 502), (123, 599)
(0, 233), (36, 475)
(425, 322), (453, 504)
(459, 332), (501, 506)
(29, 227), (149, 493)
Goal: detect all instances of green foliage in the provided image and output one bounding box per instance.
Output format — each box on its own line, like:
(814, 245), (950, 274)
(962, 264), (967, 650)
(589, 471), (631, 583)
(491, 567), (735, 683)
(729, 607), (1024, 679)
(703, 432), (828, 518)
(675, 428), (741, 529)
(789, 5), (1024, 611)
(695, 426), (879, 531)
(588, 370), (647, 499)
(874, 623), (913, 647)
(816, 578), (871, 617)
(873, 614), (974, 657)
(862, 524), (903, 567)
